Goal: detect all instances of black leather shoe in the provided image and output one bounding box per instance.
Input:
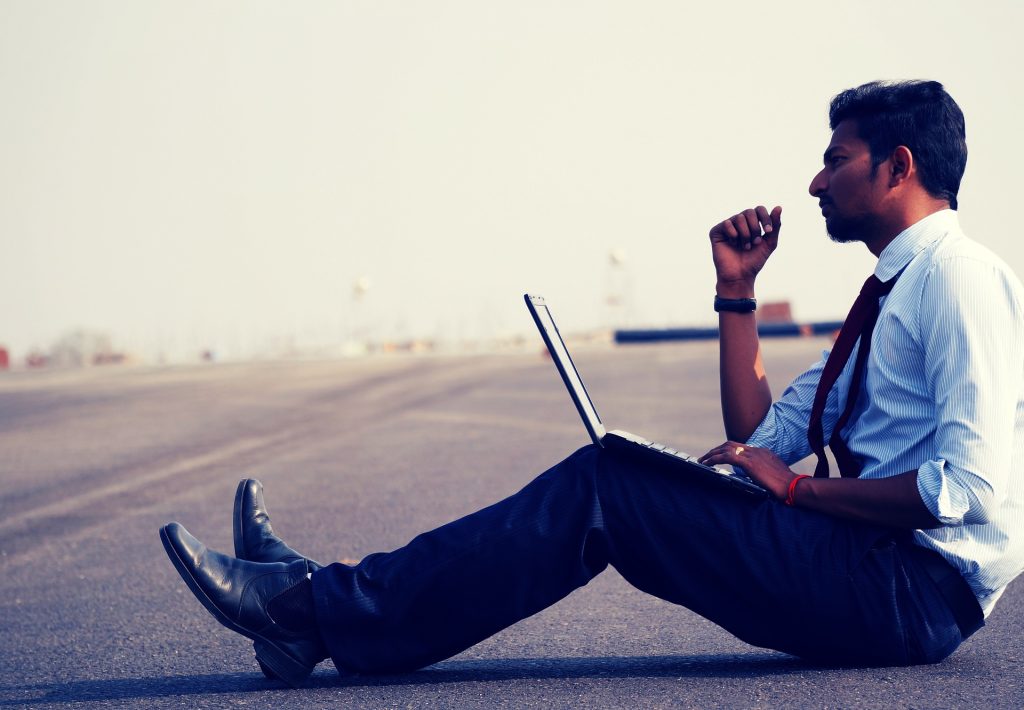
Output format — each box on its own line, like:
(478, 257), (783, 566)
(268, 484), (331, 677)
(160, 522), (328, 687)
(233, 480), (325, 680)
(234, 479), (323, 570)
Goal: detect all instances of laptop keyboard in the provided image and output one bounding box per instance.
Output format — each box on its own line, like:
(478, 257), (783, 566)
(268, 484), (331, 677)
(613, 431), (737, 474)
(633, 438), (705, 466)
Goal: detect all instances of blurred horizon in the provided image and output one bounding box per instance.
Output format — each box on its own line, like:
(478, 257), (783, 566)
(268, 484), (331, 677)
(3, 1), (1022, 368)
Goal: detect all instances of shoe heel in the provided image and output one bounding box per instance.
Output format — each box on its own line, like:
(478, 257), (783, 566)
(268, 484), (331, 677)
(255, 651), (277, 680)
(253, 640), (314, 687)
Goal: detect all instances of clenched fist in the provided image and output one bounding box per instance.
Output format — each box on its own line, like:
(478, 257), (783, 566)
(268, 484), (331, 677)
(709, 205), (782, 297)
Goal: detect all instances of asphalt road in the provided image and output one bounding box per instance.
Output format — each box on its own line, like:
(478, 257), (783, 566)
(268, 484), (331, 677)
(1, 339), (1021, 708)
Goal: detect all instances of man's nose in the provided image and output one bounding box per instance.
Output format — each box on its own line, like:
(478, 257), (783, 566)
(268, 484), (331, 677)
(808, 168), (827, 197)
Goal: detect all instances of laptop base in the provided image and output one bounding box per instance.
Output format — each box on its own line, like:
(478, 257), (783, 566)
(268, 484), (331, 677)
(603, 430), (769, 499)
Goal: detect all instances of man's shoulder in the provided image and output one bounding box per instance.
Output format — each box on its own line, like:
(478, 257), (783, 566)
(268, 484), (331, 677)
(923, 230), (1022, 290)
(930, 228), (997, 259)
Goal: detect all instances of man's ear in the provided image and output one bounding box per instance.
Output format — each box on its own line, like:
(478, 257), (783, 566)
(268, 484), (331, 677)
(888, 145), (914, 188)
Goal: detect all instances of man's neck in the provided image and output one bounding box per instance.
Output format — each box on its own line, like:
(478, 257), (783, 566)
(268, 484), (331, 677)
(865, 201), (951, 257)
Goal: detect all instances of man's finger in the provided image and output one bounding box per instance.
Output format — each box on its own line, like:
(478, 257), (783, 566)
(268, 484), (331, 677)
(756, 205), (772, 234)
(732, 213), (751, 239)
(699, 441), (743, 464)
(701, 451), (735, 467)
(742, 209), (762, 241)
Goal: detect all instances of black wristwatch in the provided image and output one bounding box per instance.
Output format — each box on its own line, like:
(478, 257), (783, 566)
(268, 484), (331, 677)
(714, 295), (757, 313)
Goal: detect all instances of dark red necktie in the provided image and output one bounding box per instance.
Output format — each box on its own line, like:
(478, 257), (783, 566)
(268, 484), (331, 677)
(807, 273), (899, 478)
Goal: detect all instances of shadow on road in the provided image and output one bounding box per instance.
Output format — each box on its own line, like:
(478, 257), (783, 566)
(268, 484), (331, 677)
(1, 653), (815, 704)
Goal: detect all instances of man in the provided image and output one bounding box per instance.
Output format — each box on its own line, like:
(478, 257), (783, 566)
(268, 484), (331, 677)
(161, 80), (1024, 686)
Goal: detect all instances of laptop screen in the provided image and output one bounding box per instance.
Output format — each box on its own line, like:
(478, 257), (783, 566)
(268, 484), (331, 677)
(524, 294), (607, 444)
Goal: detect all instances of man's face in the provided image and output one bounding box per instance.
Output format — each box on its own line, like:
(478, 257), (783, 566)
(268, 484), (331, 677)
(808, 119), (886, 244)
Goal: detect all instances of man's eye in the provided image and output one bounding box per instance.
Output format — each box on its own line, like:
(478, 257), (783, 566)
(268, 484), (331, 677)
(830, 156), (846, 166)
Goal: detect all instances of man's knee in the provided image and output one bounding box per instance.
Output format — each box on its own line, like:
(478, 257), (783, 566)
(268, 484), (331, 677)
(541, 444), (604, 485)
(565, 443), (604, 469)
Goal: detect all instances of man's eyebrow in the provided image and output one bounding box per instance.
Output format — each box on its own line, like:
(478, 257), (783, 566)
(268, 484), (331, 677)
(823, 146), (845, 163)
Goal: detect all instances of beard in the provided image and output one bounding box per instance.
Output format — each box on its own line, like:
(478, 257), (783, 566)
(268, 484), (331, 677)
(823, 166), (883, 243)
(825, 210), (883, 245)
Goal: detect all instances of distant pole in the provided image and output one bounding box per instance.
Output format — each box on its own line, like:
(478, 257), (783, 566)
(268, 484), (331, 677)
(350, 275), (372, 352)
(606, 248), (631, 329)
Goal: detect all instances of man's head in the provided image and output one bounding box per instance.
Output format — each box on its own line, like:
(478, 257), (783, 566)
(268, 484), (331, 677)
(829, 80), (967, 209)
(808, 80), (967, 248)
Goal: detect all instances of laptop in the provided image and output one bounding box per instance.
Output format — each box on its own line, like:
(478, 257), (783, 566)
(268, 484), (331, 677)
(525, 293), (768, 499)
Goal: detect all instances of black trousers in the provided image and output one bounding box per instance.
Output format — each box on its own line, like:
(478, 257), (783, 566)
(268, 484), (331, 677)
(310, 445), (967, 674)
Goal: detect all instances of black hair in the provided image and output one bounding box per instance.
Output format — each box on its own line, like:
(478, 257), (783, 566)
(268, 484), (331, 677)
(829, 80), (967, 209)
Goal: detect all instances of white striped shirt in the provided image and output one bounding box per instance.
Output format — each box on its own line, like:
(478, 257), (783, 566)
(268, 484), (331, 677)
(748, 209), (1024, 616)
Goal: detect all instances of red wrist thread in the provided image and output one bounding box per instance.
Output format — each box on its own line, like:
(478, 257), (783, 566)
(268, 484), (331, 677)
(785, 474), (810, 507)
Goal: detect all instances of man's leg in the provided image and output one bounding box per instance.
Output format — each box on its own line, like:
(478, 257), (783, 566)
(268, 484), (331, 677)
(593, 450), (963, 666)
(312, 445), (963, 674)
(312, 445), (610, 673)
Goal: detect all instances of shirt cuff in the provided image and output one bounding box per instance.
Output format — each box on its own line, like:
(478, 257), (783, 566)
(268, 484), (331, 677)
(744, 411), (776, 449)
(916, 458), (970, 525)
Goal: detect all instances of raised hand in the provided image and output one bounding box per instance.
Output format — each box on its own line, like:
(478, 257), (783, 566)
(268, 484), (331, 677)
(709, 205), (782, 296)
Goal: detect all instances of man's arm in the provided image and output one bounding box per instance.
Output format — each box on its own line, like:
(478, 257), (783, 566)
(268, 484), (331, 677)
(698, 442), (940, 529)
(709, 205), (782, 441)
(797, 471), (940, 528)
(701, 252), (1024, 531)
(914, 256), (1022, 526)
(703, 204), (937, 529)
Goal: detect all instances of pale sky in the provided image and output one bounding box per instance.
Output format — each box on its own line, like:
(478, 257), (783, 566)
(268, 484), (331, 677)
(2, 1), (1022, 362)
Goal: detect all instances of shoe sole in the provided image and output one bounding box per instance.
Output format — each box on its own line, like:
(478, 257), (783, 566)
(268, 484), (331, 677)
(233, 479), (256, 560)
(159, 524), (313, 687)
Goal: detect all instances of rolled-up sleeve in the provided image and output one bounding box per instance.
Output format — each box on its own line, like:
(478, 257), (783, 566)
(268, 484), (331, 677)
(917, 256), (1024, 526)
(746, 352), (832, 465)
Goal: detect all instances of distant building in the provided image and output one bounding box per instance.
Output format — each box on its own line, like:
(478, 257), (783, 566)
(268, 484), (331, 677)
(26, 351), (49, 368)
(758, 301), (793, 324)
(48, 330), (121, 368)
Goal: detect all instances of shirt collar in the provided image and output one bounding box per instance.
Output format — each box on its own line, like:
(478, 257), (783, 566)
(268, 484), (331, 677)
(875, 209), (959, 282)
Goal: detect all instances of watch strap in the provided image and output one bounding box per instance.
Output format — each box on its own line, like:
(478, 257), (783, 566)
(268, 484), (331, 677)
(714, 295), (757, 313)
